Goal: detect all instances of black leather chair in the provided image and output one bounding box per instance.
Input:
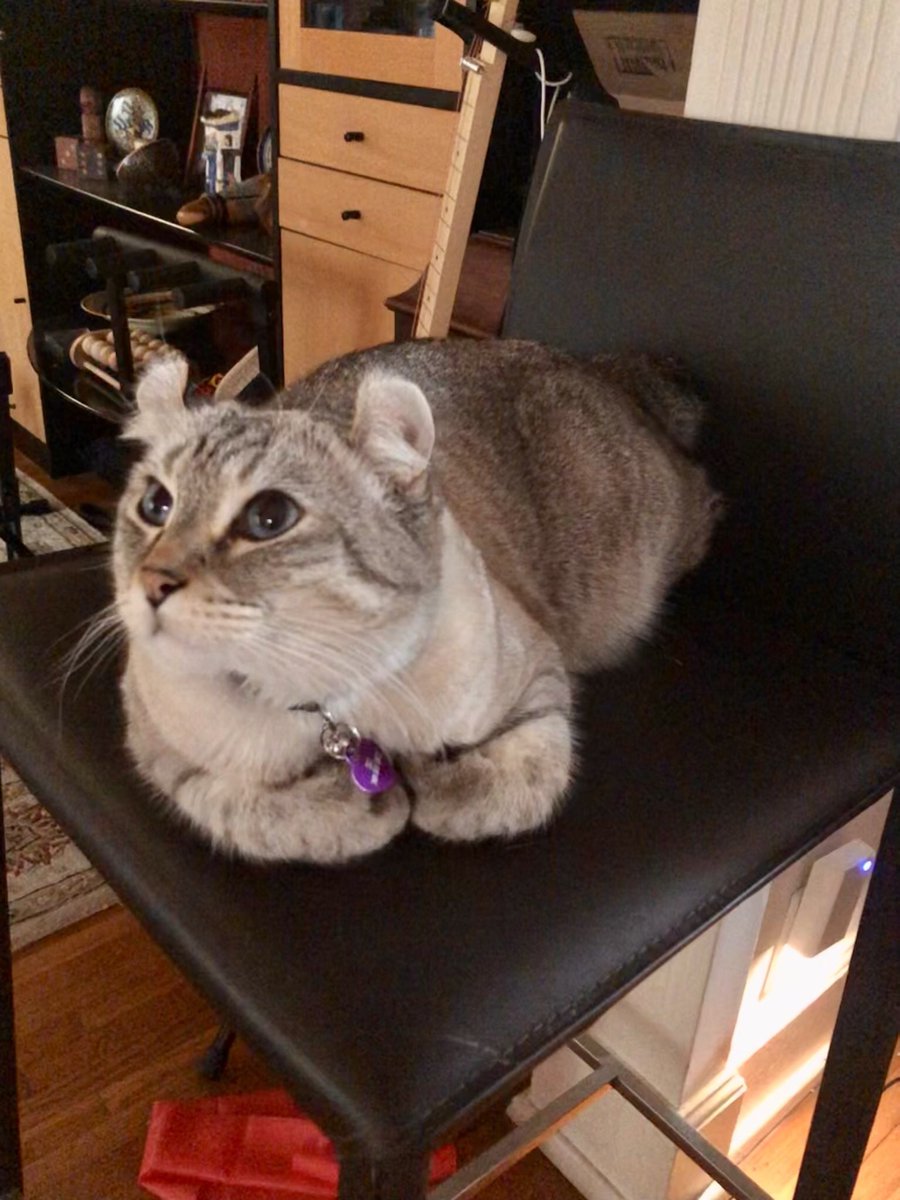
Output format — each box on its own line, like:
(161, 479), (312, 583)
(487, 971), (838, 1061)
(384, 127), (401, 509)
(1, 103), (898, 1200)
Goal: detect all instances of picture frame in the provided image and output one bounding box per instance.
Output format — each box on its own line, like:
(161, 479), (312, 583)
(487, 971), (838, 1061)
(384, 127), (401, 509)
(185, 79), (254, 193)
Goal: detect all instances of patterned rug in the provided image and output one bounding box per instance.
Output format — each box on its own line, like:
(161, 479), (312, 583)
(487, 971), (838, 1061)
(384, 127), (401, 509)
(2, 472), (118, 950)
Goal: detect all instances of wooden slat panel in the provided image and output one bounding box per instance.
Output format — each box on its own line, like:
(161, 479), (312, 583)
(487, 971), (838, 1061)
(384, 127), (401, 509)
(279, 85), (457, 194)
(412, 0), (516, 340)
(278, 157), (439, 271)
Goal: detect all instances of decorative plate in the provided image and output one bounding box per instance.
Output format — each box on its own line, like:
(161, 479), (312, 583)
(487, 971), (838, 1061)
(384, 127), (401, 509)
(257, 126), (274, 175)
(105, 88), (160, 156)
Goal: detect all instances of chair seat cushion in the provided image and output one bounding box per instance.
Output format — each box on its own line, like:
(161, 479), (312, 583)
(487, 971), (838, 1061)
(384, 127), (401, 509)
(0, 549), (897, 1157)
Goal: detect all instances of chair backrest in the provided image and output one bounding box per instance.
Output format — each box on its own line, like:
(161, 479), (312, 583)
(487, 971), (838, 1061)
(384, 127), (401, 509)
(503, 101), (900, 673)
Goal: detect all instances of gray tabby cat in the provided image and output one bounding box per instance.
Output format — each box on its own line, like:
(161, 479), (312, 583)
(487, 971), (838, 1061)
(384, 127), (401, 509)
(113, 339), (720, 864)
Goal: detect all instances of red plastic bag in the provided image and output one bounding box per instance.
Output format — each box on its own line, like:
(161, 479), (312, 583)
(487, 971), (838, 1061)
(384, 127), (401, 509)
(139, 1089), (457, 1199)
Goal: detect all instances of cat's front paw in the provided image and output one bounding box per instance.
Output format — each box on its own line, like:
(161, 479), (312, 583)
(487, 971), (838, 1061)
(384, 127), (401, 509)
(299, 761), (411, 864)
(405, 712), (572, 843)
(170, 759), (410, 865)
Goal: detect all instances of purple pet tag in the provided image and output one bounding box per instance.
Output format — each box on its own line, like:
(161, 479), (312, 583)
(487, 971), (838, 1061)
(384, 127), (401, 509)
(317, 713), (397, 796)
(346, 738), (398, 795)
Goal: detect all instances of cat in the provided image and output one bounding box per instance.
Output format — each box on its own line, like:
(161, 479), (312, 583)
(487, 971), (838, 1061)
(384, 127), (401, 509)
(112, 339), (721, 864)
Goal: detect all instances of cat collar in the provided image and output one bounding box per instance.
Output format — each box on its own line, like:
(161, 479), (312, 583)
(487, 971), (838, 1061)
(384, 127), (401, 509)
(289, 702), (398, 796)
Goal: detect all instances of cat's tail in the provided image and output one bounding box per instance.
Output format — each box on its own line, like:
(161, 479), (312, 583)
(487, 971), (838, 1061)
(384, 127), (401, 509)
(592, 353), (705, 453)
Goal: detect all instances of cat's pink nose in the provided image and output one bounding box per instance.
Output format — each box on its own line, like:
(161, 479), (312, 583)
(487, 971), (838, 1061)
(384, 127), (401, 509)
(141, 567), (187, 609)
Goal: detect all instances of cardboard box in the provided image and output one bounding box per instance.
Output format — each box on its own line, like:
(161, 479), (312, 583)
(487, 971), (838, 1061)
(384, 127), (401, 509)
(573, 10), (697, 116)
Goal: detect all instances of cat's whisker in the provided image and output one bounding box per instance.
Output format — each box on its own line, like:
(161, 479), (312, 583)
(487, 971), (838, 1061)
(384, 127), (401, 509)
(271, 622), (437, 748)
(280, 614), (442, 742)
(242, 631), (354, 698)
(55, 602), (123, 693)
(53, 603), (124, 736)
(288, 626), (438, 742)
(244, 629), (406, 736)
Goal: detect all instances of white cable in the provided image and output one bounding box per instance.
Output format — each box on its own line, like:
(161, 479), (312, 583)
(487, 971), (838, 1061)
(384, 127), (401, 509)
(537, 46), (547, 140)
(534, 47), (574, 140)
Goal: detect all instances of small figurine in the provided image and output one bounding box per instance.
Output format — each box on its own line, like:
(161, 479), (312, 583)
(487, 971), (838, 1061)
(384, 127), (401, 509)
(80, 87), (105, 144)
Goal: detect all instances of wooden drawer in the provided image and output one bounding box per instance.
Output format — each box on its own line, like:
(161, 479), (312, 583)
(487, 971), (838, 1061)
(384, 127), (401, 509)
(281, 230), (420, 383)
(278, 157), (439, 272)
(279, 85), (456, 195)
(0, 78), (6, 139)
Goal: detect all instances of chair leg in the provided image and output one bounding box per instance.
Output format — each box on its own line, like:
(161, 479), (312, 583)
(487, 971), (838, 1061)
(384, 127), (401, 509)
(0, 768), (24, 1197)
(793, 789), (899, 1200)
(337, 1150), (431, 1200)
(196, 1023), (237, 1081)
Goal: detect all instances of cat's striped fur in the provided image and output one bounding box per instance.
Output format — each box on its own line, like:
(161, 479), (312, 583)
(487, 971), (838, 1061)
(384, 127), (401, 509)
(113, 340), (720, 863)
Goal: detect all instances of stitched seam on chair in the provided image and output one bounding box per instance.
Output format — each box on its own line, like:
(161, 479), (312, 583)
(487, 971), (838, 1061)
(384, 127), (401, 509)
(383, 768), (900, 1150)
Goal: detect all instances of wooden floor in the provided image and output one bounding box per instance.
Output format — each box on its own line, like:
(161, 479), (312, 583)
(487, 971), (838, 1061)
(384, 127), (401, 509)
(10, 904), (899, 1200)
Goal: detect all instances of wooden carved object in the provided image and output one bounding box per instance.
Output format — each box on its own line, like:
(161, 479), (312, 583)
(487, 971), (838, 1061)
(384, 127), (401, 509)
(79, 86), (105, 144)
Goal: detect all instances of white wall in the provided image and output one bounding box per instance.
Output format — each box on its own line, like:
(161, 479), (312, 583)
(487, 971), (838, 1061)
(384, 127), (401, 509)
(684, 0), (900, 139)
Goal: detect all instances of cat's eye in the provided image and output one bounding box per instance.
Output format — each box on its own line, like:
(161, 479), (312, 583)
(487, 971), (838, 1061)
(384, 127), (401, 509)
(234, 490), (301, 541)
(137, 479), (173, 527)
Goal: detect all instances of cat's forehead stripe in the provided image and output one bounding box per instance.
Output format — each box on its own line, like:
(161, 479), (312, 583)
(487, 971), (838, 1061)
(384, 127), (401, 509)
(236, 446), (277, 484)
(182, 419), (276, 474)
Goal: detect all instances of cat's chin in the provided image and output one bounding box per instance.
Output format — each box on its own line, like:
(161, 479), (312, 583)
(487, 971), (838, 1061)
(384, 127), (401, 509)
(130, 625), (236, 680)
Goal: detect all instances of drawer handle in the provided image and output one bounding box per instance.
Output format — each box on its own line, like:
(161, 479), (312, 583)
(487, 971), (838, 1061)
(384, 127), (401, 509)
(343, 131), (365, 142)
(341, 210), (362, 221)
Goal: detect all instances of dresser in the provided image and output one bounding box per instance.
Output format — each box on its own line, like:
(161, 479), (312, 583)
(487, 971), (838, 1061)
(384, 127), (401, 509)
(276, 0), (461, 382)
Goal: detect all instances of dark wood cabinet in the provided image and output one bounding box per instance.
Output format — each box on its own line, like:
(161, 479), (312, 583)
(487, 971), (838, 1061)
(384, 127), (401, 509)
(0, 0), (274, 476)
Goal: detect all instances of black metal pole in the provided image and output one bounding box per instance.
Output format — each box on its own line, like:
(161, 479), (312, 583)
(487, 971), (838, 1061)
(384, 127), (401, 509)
(793, 789), (899, 1200)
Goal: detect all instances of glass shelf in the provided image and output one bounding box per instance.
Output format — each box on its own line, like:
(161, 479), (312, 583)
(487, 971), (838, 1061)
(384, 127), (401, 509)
(38, 359), (130, 427)
(21, 165), (274, 270)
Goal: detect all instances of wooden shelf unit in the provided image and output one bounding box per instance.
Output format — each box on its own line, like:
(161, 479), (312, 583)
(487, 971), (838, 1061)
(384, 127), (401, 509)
(0, 0), (272, 475)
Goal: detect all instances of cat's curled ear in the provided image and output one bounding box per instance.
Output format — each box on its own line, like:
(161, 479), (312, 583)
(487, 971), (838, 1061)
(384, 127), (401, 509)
(125, 354), (190, 441)
(352, 370), (435, 494)
(134, 354), (189, 414)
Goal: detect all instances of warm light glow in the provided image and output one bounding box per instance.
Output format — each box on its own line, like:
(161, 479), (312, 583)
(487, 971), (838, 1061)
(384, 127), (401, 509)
(730, 1043), (830, 1152)
(728, 939), (853, 1067)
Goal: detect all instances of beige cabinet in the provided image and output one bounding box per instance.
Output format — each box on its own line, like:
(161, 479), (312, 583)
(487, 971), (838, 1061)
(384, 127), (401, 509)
(0, 124), (44, 442)
(278, 81), (458, 382)
(278, 157), (441, 271)
(279, 84), (457, 194)
(279, 0), (462, 90)
(281, 229), (419, 384)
